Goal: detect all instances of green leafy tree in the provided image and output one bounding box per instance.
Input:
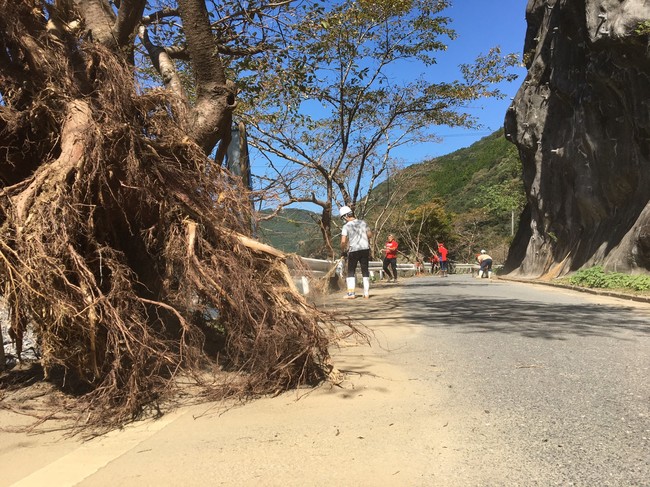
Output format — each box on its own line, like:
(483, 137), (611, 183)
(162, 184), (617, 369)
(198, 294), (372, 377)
(476, 150), (526, 217)
(481, 182), (526, 216)
(242, 0), (519, 256)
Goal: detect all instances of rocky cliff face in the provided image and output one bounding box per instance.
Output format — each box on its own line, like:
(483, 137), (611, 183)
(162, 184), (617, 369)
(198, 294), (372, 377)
(504, 0), (650, 277)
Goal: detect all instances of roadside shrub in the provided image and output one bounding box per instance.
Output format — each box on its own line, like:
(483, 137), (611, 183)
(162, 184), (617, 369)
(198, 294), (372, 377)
(567, 266), (650, 291)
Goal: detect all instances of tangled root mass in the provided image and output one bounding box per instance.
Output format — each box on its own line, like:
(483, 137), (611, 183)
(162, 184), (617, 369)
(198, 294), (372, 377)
(0, 1), (344, 430)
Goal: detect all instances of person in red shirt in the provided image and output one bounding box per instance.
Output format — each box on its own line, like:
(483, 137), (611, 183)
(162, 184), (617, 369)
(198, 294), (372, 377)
(437, 242), (449, 277)
(382, 234), (399, 282)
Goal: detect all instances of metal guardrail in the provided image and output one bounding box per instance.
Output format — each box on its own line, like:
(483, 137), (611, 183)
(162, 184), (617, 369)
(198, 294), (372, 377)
(289, 257), (502, 294)
(293, 258), (498, 274)
(291, 258), (419, 275)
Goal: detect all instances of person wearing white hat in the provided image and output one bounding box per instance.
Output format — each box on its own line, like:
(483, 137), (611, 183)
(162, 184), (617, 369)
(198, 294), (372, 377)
(339, 205), (372, 299)
(476, 249), (493, 279)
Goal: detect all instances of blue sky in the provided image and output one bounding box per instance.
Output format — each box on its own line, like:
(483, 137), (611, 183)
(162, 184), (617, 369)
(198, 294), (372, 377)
(399, 0), (528, 161)
(248, 1), (530, 209)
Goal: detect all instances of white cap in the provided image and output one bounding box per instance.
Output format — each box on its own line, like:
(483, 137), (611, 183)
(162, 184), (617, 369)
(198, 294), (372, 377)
(339, 205), (353, 218)
(480, 249), (487, 254)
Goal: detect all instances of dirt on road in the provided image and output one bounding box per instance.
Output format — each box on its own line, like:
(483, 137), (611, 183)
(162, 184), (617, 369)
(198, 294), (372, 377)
(0, 283), (473, 486)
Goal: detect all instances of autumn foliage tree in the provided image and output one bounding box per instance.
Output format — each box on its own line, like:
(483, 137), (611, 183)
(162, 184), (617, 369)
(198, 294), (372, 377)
(400, 200), (453, 259)
(0, 0), (346, 428)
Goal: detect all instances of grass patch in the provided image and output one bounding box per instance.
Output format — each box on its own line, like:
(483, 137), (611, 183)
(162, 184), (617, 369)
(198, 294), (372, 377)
(563, 266), (650, 294)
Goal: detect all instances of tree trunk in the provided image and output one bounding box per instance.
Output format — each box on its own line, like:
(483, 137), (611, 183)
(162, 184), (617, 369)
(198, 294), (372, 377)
(177, 0), (237, 157)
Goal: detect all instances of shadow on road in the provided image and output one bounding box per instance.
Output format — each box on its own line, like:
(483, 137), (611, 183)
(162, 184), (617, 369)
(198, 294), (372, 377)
(335, 278), (650, 341)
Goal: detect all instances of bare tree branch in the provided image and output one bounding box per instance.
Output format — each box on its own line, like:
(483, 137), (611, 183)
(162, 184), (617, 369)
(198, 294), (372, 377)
(141, 7), (179, 25)
(138, 26), (188, 101)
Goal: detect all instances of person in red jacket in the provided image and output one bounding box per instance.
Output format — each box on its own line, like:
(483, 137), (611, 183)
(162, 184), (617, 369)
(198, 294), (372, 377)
(437, 242), (449, 277)
(382, 234), (399, 282)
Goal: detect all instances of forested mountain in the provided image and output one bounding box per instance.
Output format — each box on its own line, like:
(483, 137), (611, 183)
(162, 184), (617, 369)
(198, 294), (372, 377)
(257, 209), (322, 254)
(364, 129), (524, 263)
(380, 130), (521, 213)
(259, 130), (525, 263)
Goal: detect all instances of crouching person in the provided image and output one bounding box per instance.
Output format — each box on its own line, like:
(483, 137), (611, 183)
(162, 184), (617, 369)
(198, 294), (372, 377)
(477, 249), (493, 278)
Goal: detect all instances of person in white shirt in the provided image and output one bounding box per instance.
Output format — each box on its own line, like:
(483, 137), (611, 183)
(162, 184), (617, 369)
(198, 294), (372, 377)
(339, 205), (372, 299)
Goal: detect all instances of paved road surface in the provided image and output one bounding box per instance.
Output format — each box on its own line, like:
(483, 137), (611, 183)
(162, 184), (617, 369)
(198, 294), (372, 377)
(2, 275), (649, 486)
(367, 275), (650, 485)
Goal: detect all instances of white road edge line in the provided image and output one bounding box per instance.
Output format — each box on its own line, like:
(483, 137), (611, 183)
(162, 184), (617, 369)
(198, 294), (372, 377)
(11, 408), (187, 487)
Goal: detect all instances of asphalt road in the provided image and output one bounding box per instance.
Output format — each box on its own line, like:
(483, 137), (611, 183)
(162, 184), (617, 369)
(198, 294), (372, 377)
(367, 275), (650, 486)
(3, 275), (649, 486)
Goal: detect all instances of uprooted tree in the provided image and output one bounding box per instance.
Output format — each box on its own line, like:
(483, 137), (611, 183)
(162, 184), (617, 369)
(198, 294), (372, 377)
(0, 0), (348, 428)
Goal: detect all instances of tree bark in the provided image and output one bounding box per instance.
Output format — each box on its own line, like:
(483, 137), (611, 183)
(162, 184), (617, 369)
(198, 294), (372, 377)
(113, 0), (146, 46)
(73, 0), (116, 46)
(177, 0), (237, 156)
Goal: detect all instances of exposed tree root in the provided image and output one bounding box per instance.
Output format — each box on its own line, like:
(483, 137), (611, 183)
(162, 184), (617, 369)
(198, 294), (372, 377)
(0, 2), (356, 432)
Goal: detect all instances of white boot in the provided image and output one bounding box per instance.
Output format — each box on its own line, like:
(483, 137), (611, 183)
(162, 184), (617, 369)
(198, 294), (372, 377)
(362, 277), (370, 298)
(488, 271), (492, 279)
(477, 270), (483, 279)
(344, 277), (356, 298)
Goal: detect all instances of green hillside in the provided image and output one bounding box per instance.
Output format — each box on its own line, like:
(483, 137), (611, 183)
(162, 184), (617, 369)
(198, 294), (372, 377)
(367, 129), (525, 262)
(421, 131), (522, 213)
(256, 208), (322, 254)
(258, 130), (525, 262)
(372, 130), (522, 213)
